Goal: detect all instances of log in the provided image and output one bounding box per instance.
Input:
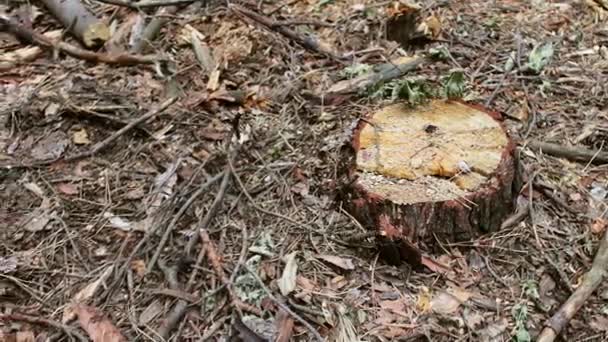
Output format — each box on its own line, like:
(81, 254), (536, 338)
(40, 0), (110, 48)
(341, 100), (519, 265)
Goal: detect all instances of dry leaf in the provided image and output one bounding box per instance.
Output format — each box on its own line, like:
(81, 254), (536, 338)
(73, 129), (91, 145)
(591, 218), (607, 234)
(296, 275), (316, 292)
(30, 131), (68, 160)
(63, 266), (114, 323)
(20, 197), (54, 232)
(278, 252), (298, 296)
(275, 309), (294, 342)
(379, 298), (406, 313)
(16, 331), (35, 342)
(416, 289), (432, 312)
(207, 69), (221, 91)
(421, 255), (450, 274)
(74, 304), (126, 342)
(131, 259), (146, 278)
(431, 288), (471, 314)
(139, 300), (163, 326)
(316, 254), (355, 270)
(57, 182), (79, 195)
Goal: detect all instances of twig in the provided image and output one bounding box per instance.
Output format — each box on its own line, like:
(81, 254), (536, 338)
(156, 260), (190, 340)
(528, 140), (608, 165)
(95, 0), (196, 8)
(0, 15), (160, 65)
(229, 4), (343, 61)
(185, 169), (232, 255)
(0, 313), (88, 342)
(148, 170), (226, 272)
(537, 229), (608, 342)
(200, 229), (263, 316)
(244, 265), (323, 342)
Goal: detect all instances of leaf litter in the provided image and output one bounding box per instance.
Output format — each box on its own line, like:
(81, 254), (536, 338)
(1, 0), (607, 341)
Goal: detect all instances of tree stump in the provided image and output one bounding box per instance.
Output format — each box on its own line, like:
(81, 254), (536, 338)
(343, 100), (519, 266)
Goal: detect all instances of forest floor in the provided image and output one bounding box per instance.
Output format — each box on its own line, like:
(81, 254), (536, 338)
(1, 0), (608, 341)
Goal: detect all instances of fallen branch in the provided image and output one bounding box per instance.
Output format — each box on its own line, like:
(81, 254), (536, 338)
(0, 30), (61, 70)
(131, 6), (180, 53)
(244, 265), (323, 342)
(229, 3), (343, 61)
(200, 228), (263, 316)
(95, 0), (196, 9)
(40, 0), (110, 48)
(323, 56), (427, 96)
(528, 140), (608, 165)
(536, 229), (608, 342)
(0, 313), (88, 341)
(0, 15), (160, 65)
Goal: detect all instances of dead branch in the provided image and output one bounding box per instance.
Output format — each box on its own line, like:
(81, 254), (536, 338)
(244, 264), (323, 342)
(229, 3), (343, 61)
(0, 30), (61, 70)
(0, 313), (88, 341)
(131, 5), (180, 53)
(200, 228), (263, 316)
(148, 169), (228, 272)
(324, 56), (428, 95)
(528, 140), (608, 165)
(40, 0), (110, 48)
(65, 97), (177, 162)
(0, 15), (160, 65)
(95, 0), (196, 8)
(536, 229), (608, 342)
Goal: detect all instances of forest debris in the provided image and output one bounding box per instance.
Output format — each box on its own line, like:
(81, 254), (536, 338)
(275, 309), (294, 342)
(324, 56), (427, 95)
(39, 0), (110, 48)
(138, 300), (163, 326)
(0, 30), (61, 70)
(278, 252), (298, 296)
(73, 304), (126, 342)
(0, 15), (160, 65)
(316, 255), (355, 270)
(30, 131), (68, 160)
(62, 266), (114, 323)
(526, 42), (554, 73)
(19, 197), (54, 232)
(537, 229), (608, 342)
(72, 129), (90, 145)
(430, 287), (472, 314)
(56, 182), (79, 195)
(528, 140), (608, 164)
(229, 3), (342, 60)
(131, 6), (180, 53)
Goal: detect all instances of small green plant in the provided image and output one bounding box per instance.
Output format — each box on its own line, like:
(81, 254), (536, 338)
(428, 46), (450, 61)
(512, 303), (531, 342)
(527, 42), (554, 73)
(339, 63), (372, 79)
(443, 69), (466, 99)
(368, 78), (434, 106)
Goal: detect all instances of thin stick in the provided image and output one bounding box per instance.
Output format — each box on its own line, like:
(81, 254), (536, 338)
(95, 0), (196, 8)
(148, 170), (226, 271)
(0, 313), (88, 341)
(229, 4), (343, 61)
(244, 265), (323, 342)
(0, 15), (160, 65)
(185, 169), (232, 255)
(65, 97), (177, 162)
(537, 229), (608, 342)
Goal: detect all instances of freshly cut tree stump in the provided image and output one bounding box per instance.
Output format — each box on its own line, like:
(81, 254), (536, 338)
(343, 100), (519, 266)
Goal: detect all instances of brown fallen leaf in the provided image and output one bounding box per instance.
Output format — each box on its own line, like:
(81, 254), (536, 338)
(56, 182), (79, 195)
(73, 129), (91, 145)
(420, 255), (450, 274)
(74, 304), (126, 342)
(63, 266), (114, 323)
(275, 309), (294, 342)
(16, 331), (35, 342)
(316, 254), (355, 270)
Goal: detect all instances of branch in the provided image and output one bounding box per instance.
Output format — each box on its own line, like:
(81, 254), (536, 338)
(95, 0), (196, 8)
(528, 140), (608, 165)
(40, 0), (110, 48)
(229, 3), (343, 61)
(0, 15), (160, 65)
(537, 229), (608, 342)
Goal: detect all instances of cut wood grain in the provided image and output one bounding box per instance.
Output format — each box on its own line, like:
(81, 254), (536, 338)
(342, 100), (519, 266)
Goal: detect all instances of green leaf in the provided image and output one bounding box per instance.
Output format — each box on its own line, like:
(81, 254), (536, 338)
(515, 327), (531, 342)
(339, 64), (372, 79)
(444, 69), (465, 99)
(527, 42), (554, 73)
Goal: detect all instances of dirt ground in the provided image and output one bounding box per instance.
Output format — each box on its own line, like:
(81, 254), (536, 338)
(1, 0), (608, 341)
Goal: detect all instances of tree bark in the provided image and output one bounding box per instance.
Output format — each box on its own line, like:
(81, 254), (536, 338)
(40, 0), (110, 48)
